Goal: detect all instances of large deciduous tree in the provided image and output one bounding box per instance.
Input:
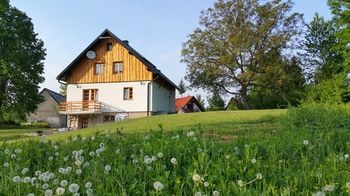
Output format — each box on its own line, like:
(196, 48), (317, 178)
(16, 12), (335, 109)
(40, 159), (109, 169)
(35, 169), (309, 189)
(181, 0), (303, 109)
(302, 13), (343, 83)
(328, 0), (350, 71)
(0, 0), (46, 123)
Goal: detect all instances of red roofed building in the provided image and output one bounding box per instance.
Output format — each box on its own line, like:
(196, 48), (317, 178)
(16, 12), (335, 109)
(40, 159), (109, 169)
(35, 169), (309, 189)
(175, 96), (205, 113)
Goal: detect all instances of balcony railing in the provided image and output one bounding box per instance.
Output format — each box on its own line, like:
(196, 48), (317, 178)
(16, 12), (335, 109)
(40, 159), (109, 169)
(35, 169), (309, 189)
(59, 101), (102, 114)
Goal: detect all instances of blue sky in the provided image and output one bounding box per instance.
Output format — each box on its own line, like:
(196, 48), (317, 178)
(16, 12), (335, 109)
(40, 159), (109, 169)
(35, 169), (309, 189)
(10, 0), (332, 100)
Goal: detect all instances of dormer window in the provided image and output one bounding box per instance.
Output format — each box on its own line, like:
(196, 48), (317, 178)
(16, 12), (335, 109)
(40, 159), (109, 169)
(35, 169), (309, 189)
(113, 61), (123, 74)
(107, 43), (112, 51)
(95, 63), (104, 75)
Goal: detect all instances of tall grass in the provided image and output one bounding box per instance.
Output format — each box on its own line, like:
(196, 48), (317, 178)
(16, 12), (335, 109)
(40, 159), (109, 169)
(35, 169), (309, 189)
(0, 108), (349, 194)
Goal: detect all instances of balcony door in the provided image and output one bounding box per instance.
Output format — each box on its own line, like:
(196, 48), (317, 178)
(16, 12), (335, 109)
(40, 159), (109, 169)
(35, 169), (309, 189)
(83, 89), (98, 110)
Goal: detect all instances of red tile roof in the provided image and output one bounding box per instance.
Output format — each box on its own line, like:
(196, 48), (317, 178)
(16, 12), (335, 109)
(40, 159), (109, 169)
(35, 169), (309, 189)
(175, 96), (194, 112)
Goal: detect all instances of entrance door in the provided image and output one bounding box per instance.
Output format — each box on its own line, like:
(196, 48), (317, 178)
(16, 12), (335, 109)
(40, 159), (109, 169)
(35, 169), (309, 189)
(83, 89), (97, 110)
(79, 116), (88, 128)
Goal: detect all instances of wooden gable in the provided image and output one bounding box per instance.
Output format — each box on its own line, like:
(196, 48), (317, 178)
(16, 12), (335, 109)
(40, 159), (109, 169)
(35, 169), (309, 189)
(66, 37), (152, 84)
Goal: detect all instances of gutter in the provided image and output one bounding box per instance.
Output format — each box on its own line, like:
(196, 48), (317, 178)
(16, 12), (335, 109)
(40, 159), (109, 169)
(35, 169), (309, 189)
(147, 75), (160, 116)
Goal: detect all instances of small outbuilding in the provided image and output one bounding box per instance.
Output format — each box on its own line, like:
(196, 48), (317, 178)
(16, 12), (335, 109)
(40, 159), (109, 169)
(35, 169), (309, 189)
(27, 88), (67, 128)
(175, 96), (205, 113)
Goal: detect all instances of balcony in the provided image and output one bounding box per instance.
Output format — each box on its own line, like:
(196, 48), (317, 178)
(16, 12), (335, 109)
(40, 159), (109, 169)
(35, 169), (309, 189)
(59, 101), (102, 115)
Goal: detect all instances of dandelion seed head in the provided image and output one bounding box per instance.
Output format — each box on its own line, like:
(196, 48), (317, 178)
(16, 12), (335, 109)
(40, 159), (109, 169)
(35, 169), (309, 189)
(157, 152), (163, 158)
(192, 174), (201, 182)
(85, 182), (92, 188)
(213, 190), (220, 196)
(323, 184), (335, 192)
(144, 157), (152, 164)
(56, 187), (65, 195)
(153, 181), (164, 191)
(23, 177), (31, 183)
(3, 162), (9, 167)
(76, 169), (82, 175)
(194, 192), (202, 196)
(12, 176), (21, 183)
(204, 181), (209, 187)
(42, 183), (49, 190)
(60, 180), (68, 187)
(105, 165), (111, 172)
(237, 180), (244, 187)
(44, 189), (53, 196)
(251, 158), (257, 164)
(344, 154), (349, 159)
(171, 158), (177, 165)
(303, 140), (309, 145)
(256, 173), (263, 180)
(68, 183), (80, 193)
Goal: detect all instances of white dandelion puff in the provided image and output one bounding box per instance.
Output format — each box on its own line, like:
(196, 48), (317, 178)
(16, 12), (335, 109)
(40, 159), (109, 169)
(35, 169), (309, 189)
(12, 176), (21, 183)
(192, 174), (201, 182)
(85, 182), (92, 188)
(256, 173), (263, 180)
(153, 181), (164, 191)
(56, 187), (65, 195)
(213, 190), (220, 196)
(204, 181), (209, 187)
(303, 140), (309, 145)
(237, 180), (244, 187)
(251, 158), (257, 164)
(68, 183), (80, 193)
(170, 158), (177, 165)
(44, 189), (53, 196)
(60, 180), (68, 187)
(105, 165), (111, 172)
(157, 152), (163, 158)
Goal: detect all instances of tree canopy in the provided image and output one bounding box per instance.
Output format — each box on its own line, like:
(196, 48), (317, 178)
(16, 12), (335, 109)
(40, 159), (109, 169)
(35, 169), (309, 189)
(182, 0), (303, 109)
(0, 0), (46, 123)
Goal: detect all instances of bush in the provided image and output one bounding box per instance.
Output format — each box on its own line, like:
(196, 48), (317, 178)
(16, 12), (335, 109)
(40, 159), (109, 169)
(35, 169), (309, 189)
(285, 103), (350, 130)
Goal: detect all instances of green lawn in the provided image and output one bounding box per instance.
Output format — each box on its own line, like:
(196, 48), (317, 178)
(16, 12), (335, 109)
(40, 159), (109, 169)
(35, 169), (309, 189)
(0, 109), (286, 143)
(0, 128), (43, 142)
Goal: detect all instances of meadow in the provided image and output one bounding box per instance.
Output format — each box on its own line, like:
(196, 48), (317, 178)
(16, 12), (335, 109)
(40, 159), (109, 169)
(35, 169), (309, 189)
(0, 106), (350, 195)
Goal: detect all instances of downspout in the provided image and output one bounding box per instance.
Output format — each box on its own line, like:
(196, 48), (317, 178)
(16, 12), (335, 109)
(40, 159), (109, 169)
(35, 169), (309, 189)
(147, 75), (160, 116)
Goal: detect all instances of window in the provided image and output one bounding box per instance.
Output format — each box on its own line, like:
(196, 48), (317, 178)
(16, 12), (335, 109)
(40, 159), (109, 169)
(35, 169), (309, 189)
(123, 87), (133, 100)
(95, 63), (104, 75)
(113, 62), (123, 74)
(107, 43), (112, 51)
(83, 89), (98, 101)
(103, 115), (115, 122)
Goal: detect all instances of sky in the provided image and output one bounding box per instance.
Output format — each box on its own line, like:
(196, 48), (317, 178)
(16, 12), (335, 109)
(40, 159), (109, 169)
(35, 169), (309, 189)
(10, 0), (332, 102)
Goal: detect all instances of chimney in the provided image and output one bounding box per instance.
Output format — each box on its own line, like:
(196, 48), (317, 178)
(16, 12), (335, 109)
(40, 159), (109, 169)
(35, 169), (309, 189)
(123, 40), (129, 45)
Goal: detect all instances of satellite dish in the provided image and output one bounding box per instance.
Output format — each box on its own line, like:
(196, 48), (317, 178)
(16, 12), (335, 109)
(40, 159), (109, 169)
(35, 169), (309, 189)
(86, 50), (96, 59)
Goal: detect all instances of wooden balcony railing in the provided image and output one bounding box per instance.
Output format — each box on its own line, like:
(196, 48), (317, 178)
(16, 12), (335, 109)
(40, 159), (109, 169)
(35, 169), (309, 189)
(60, 101), (102, 113)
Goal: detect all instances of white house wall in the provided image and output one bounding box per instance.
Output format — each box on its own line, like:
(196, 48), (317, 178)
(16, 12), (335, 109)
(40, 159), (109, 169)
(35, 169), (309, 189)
(67, 82), (150, 112)
(150, 82), (175, 114)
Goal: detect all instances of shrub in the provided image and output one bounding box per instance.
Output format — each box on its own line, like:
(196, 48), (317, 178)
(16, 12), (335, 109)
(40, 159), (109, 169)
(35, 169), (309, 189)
(285, 103), (350, 130)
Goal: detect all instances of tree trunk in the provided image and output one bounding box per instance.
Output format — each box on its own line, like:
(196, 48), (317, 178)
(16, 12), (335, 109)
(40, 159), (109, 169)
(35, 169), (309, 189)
(240, 87), (251, 110)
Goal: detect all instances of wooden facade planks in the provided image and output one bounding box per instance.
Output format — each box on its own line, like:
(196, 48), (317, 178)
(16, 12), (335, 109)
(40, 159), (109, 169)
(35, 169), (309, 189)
(66, 38), (153, 84)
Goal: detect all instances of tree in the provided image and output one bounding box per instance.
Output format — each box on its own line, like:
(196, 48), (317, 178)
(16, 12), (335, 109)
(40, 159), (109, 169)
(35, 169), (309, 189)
(328, 0), (350, 71)
(60, 84), (67, 96)
(249, 55), (306, 108)
(0, 0), (46, 123)
(302, 13), (343, 83)
(195, 94), (206, 109)
(182, 0), (303, 109)
(178, 78), (186, 96)
(207, 90), (225, 111)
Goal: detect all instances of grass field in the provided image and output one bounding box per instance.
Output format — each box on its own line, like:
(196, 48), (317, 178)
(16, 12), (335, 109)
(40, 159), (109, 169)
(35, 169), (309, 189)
(1, 107), (350, 195)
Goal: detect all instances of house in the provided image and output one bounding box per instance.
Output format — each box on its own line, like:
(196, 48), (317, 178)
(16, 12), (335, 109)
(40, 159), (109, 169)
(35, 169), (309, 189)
(27, 88), (67, 128)
(175, 96), (205, 113)
(57, 29), (178, 129)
